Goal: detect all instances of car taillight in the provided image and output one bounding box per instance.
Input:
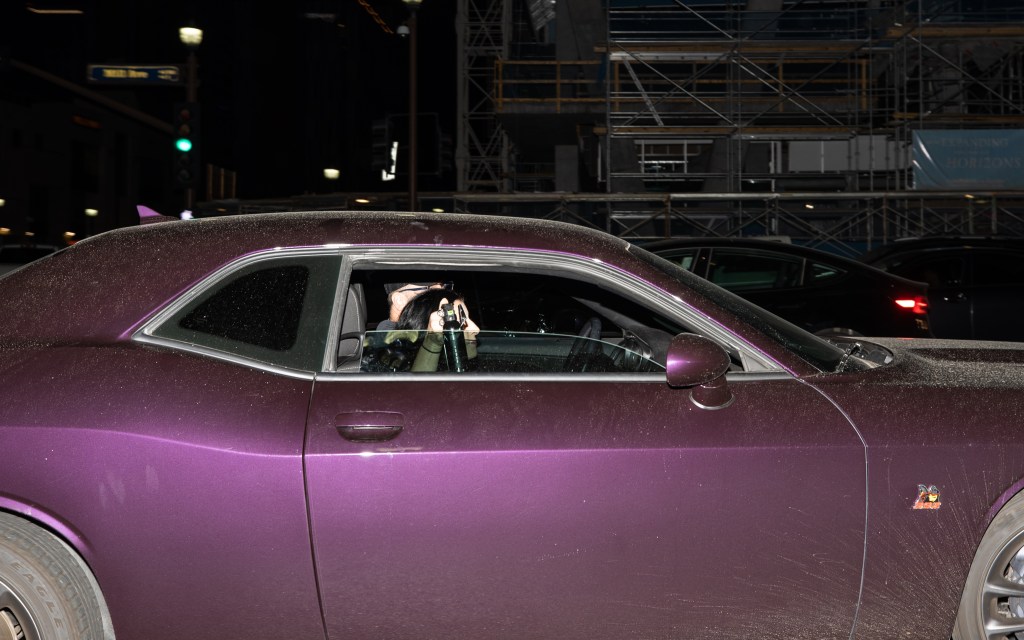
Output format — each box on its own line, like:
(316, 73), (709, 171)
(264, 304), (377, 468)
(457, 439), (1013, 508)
(895, 295), (928, 315)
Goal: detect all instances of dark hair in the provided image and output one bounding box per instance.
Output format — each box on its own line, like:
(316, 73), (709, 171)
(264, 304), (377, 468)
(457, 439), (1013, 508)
(396, 288), (464, 331)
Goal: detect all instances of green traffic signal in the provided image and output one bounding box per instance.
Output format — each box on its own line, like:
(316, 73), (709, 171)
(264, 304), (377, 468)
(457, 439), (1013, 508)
(172, 102), (200, 188)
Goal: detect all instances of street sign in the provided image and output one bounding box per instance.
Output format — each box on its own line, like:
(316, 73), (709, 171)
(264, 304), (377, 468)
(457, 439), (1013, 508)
(87, 65), (182, 85)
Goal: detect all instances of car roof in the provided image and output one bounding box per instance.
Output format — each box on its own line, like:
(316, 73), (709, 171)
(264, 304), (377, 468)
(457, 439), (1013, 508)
(642, 236), (934, 291)
(0, 211), (657, 343)
(860, 236), (1024, 263)
(643, 237), (871, 267)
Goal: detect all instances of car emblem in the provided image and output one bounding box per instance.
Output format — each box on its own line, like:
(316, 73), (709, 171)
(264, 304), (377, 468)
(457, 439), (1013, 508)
(913, 484), (942, 510)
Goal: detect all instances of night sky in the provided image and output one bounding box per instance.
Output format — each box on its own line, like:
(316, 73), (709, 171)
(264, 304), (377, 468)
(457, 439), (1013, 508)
(1, 0), (458, 199)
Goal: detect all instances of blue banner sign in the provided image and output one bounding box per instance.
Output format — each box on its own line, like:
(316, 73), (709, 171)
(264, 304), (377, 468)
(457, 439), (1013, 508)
(87, 65), (181, 85)
(913, 130), (1024, 190)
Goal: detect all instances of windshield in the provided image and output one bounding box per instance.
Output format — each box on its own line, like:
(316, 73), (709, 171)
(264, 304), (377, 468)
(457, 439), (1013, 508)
(629, 244), (850, 372)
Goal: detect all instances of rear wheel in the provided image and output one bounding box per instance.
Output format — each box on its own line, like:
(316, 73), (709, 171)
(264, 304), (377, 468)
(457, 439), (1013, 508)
(0, 512), (113, 640)
(955, 492), (1024, 640)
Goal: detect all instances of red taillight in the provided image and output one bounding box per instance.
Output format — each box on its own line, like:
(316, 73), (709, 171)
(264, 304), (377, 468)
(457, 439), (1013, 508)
(895, 295), (928, 315)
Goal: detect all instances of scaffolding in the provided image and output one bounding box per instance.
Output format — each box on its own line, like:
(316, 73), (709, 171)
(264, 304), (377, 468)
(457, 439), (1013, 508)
(457, 0), (1024, 246)
(457, 0), (513, 192)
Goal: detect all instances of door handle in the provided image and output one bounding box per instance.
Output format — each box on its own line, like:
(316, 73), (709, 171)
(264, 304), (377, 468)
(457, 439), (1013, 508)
(335, 412), (404, 442)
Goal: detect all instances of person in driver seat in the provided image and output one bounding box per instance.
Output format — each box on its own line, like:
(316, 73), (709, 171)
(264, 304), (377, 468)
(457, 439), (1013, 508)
(378, 281), (451, 331)
(364, 288), (480, 372)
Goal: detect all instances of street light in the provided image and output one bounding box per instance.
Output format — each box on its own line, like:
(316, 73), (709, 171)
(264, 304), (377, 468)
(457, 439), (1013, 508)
(179, 24), (203, 209)
(403, 0), (423, 211)
(178, 26), (202, 102)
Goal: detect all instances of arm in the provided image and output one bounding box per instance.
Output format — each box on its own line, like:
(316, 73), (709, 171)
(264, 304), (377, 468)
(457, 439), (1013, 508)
(411, 331), (445, 372)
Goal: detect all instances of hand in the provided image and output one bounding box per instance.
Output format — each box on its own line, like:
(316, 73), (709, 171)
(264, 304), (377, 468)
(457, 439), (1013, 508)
(428, 299), (479, 341)
(462, 315), (480, 341)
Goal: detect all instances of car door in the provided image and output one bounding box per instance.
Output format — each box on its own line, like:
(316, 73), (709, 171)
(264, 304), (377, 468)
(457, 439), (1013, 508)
(303, 250), (867, 640)
(881, 252), (972, 338)
(967, 249), (1024, 341)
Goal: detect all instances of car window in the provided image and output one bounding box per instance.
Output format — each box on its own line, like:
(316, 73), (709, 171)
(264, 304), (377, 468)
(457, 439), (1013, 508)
(807, 260), (845, 283)
(887, 255), (966, 288)
(707, 249), (802, 291)
(342, 267), (689, 375)
(149, 254), (341, 371)
(662, 248), (698, 271)
(972, 251), (1024, 286)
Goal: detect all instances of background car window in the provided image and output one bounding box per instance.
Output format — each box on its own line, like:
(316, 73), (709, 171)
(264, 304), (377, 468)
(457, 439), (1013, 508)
(887, 255), (966, 287)
(663, 249), (697, 271)
(152, 255), (341, 371)
(707, 249), (802, 291)
(807, 261), (845, 283)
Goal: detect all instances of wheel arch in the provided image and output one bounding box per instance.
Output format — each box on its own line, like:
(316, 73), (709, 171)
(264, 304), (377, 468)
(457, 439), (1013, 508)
(987, 478), (1024, 526)
(0, 498), (98, 571)
(952, 484), (1024, 640)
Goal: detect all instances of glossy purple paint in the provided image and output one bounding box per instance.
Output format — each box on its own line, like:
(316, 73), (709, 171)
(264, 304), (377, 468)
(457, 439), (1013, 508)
(0, 345), (324, 639)
(810, 339), (1024, 638)
(665, 333), (735, 408)
(305, 378), (865, 639)
(1, 211), (1023, 639)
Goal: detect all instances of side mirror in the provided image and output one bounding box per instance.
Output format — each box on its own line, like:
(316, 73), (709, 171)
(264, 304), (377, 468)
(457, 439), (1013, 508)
(666, 333), (734, 410)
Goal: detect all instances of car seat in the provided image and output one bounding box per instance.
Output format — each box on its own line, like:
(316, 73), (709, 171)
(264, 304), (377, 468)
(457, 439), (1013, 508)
(336, 283), (366, 372)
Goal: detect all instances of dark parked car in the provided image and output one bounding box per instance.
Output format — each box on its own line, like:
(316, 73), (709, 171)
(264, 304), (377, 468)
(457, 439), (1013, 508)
(0, 243), (58, 276)
(644, 237), (930, 337)
(2, 210), (1024, 640)
(861, 236), (1024, 341)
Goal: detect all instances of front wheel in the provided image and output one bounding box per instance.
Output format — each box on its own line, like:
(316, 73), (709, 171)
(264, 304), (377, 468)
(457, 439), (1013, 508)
(0, 512), (114, 640)
(954, 492), (1024, 640)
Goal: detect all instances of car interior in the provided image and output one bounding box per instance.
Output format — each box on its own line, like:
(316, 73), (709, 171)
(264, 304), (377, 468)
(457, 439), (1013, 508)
(340, 267), (689, 375)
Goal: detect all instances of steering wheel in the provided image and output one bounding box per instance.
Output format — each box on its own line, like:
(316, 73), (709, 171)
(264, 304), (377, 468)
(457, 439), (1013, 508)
(563, 316), (602, 372)
(611, 331), (651, 372)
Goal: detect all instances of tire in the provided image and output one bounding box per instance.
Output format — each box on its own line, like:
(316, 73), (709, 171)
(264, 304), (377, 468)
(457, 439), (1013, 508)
(954, 491), (1024, 640)
(0, 512), (114, 640)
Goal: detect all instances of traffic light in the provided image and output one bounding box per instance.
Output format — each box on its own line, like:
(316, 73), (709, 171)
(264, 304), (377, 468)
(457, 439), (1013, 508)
(373, 113), (443, 178)
(438, 132), (454, 174)
(173, 102), (200, 189)
(371, 118), (395, 173)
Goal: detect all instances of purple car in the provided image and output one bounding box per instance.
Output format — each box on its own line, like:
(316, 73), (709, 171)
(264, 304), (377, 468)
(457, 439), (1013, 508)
(0, 210), (1022, 640)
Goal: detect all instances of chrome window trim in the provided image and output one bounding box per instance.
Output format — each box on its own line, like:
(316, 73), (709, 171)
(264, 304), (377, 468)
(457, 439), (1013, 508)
(132, 334), (318, 380)
(133, 247), (346, 375)
(133, 244), (784, 377)
(315, 371), (792, 383)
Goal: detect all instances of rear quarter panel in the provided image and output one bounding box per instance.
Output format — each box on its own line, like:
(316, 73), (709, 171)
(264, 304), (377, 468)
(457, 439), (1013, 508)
(0, 342), (323, 640)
